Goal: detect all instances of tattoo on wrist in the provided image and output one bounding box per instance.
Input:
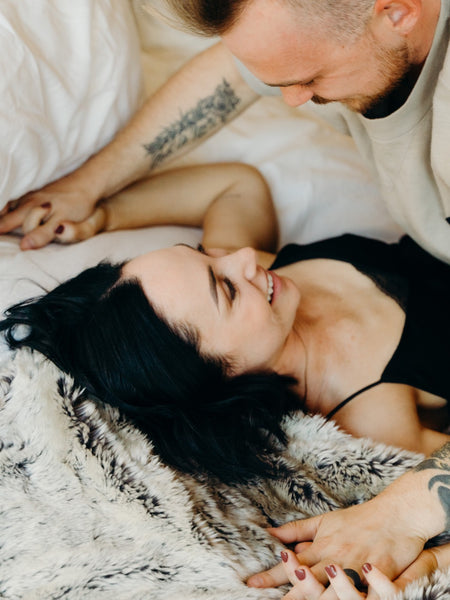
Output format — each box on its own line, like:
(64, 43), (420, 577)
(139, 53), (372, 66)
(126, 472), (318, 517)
(415, 442), (450, 531)
(143, 79), (240, 168)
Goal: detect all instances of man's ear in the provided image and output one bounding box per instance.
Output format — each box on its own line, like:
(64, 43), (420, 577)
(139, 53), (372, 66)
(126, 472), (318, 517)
(373, 0), (422, 35)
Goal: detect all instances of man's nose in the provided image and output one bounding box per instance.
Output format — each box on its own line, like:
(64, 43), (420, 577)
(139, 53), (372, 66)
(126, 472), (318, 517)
(280, 85), (314, 107)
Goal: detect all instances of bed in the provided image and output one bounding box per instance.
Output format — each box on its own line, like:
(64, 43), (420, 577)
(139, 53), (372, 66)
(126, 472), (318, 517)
(0, 1), (448, 598)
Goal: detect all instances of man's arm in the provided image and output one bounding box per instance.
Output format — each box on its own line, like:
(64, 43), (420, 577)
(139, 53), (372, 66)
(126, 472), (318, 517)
(248, 442), (450, 589)
(0, 41), (258, 250)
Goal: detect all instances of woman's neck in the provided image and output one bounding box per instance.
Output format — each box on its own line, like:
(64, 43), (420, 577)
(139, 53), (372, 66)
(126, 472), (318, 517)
(275, 259), (406, 415)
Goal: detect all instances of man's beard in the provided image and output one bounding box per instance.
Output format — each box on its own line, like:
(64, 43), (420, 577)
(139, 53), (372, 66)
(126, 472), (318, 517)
(311, 38), (411, 114)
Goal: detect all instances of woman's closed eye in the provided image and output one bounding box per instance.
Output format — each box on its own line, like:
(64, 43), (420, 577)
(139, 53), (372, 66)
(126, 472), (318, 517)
(222, 277), (237, 304)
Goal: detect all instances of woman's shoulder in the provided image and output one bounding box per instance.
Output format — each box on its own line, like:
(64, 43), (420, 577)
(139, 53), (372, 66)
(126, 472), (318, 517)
(271, 234), (398, 270)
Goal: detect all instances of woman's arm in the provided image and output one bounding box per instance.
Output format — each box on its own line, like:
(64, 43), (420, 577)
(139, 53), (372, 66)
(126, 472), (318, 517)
(55, 162), (278, 256)
(0, 42), (259, 250)
(330, 383), (450, 456)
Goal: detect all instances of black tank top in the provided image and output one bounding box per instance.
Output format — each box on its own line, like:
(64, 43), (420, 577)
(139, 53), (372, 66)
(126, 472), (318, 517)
(270, 235), (450, 419)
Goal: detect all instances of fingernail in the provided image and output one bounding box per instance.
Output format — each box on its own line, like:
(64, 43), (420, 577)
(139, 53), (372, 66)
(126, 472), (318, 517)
(55, 225), (64, 234)
(325, 565), (337, 579)
(362, 563), (372, 574)
(41, 202), (51, 208)
(295, 569), (306, 581)
(280, 551), (288, 563)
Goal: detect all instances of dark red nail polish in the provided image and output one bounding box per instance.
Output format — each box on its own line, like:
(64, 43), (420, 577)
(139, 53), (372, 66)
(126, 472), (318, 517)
(55, 225), (64, 234)
(280, 551), (288, 563)
(41, 202), (51, 208)
(325, 565), (337, 579)
(295, 569), (306, 581)
(362, 563), (372, 574)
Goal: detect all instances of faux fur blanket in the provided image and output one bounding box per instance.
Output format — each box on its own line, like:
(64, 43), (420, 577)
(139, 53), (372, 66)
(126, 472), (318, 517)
(0, 349), (449, 599)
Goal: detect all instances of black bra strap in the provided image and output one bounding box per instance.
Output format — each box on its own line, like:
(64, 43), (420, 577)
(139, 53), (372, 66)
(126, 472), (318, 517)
(325, 380), (382, 421)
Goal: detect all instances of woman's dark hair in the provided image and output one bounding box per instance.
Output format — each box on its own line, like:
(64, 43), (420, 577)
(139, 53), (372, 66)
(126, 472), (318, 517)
(0, 261), (301, 483)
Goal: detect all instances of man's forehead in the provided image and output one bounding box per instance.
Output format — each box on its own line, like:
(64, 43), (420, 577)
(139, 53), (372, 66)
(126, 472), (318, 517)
(223, 4), (333, 87)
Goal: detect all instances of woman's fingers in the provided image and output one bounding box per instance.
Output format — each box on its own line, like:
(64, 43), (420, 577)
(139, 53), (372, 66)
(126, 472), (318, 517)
(280, 550), (325, 600)
(248, 521), (322, 589)
(53, 206), (107, 243)
(362, 563), (399, 599)
(322, 564), (365, 599)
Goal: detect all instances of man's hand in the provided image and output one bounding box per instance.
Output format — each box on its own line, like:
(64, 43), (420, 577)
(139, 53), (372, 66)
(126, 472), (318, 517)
(247, 488), (432, 590)
(0, 174), (100, 250)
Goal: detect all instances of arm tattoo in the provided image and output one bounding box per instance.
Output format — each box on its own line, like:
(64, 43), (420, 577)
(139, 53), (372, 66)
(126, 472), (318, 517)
(143, 79), (241, 169)
(415, 443), (450, 531)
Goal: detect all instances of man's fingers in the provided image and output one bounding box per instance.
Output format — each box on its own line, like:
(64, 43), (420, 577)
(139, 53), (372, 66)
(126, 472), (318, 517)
(247, 560), (289, 588)
(20, 219), (61, 250)
(294, 542), (313, 554)
(268, 516), (322, 545)
(22, 205), (52, 234)
(0, 202), (33, 233)
(393, 548), (439, 591)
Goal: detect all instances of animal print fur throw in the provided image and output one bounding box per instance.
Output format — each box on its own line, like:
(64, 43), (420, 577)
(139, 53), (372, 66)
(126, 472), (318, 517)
(0, 349), (449, 599)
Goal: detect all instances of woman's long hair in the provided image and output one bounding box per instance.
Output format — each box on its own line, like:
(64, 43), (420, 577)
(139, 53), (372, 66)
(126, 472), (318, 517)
(0, 261), (301, 483)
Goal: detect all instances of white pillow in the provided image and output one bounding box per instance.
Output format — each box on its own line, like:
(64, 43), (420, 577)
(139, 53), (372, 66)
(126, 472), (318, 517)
(0, 0), (143, 209)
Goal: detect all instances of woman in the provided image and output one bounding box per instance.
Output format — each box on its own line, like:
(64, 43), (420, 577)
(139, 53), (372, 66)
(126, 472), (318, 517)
(2, 163), (450, 599)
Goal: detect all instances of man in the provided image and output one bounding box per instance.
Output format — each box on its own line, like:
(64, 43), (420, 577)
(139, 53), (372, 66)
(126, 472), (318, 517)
(1, 0), (448, 263)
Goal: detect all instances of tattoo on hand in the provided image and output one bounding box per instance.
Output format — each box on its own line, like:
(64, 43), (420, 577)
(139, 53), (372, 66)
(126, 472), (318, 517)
(415, 443), (450, 531)
(143, 79), (240, 168)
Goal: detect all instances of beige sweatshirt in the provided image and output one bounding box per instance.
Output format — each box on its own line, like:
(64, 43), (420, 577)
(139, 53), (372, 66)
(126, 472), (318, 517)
(236, 2), (450, 262)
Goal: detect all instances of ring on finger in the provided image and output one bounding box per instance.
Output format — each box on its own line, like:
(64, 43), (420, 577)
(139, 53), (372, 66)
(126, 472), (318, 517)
(343, 568), (364, 591)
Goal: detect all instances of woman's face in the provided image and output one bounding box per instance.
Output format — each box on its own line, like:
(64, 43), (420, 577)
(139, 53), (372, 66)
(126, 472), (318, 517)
(123, 245), (300, 374)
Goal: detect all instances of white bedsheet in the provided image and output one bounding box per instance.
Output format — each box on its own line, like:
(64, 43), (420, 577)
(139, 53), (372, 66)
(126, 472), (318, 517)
(0, 0), (404, 318)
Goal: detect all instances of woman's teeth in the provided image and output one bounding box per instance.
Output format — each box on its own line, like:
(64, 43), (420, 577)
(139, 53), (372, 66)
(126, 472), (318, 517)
(267, 272), (274, 303)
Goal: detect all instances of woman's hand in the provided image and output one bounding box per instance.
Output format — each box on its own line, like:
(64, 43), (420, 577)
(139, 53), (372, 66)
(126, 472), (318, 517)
(273, 543), (450, 599)
(0, 173), (101, 249)
(274, 549), (400, 599)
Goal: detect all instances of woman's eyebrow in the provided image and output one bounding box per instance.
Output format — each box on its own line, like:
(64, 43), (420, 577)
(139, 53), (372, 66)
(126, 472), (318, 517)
(175, 243), (219, 310)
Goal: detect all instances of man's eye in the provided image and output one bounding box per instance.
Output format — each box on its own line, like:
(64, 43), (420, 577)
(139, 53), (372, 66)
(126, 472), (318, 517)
(223, 277), (236, 303)
(197, 243), (207, 255)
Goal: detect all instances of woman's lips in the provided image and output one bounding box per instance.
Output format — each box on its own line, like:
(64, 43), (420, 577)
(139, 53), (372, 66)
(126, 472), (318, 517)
(269, 270), (281, 304)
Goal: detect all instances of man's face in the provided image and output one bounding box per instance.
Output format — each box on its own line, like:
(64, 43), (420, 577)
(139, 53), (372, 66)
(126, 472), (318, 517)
(222, 0), (411, 113)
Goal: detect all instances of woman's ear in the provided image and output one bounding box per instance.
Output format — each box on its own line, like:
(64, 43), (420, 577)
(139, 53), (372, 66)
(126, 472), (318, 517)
(373, 0), (422, 35)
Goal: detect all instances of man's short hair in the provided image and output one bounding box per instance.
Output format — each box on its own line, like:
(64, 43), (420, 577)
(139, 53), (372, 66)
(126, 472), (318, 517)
(157, 0), (375, 42)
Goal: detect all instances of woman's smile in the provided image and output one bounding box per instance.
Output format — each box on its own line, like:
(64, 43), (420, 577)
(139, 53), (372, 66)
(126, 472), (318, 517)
(124, 245), (301, 375)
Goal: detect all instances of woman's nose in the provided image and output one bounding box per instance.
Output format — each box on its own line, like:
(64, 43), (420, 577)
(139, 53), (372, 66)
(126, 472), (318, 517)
(220, 247), (257, 280)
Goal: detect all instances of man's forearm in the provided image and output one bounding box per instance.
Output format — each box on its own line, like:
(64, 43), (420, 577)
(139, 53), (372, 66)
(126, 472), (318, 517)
(73, 41), (258, 203)
(376, 441), (450, 543)
(414, 442), (450, 532)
